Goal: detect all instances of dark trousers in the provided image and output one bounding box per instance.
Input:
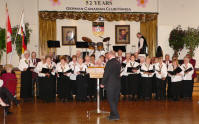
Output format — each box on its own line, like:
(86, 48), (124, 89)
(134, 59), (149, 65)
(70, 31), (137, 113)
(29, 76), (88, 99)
(166, 76), (172, 98)
(121, 76), (128, 95)
(182, 80), (193, 98)
(143, 77), (152, 99)
(156, 78), (166, 99)
(76, 75), (88, 101)
(171, 81), (182, 100)
(107, 86), (120, 118)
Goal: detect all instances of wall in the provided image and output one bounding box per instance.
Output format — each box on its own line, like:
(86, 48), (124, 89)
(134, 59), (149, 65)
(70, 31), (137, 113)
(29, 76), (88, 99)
(56, 19), (140, 56)
(1, 0), (199, 67)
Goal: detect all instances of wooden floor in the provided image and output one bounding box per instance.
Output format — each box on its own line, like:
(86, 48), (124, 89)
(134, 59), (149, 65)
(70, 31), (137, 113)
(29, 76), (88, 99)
(1, 97), (199, 124)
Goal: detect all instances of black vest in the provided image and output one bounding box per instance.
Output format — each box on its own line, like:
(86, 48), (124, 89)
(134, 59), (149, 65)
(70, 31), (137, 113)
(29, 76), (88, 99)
(138, 36), (148, 54)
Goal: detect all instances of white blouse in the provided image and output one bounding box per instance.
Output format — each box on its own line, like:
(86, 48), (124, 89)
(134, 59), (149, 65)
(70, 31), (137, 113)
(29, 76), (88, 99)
(123, 61), (140, 76)
(155, 63), (167, 79)
(181, 63), (194, 80)
(168, 65), (184, 82)
(56, 62), (71, 77)
(140, 63), (154, 77)
(18, 58), (34, 71)
(38, 62), (56, 77)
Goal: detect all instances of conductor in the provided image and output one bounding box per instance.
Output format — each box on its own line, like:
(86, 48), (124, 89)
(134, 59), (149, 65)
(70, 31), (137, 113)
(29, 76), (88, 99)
(101, 51), (121, 120)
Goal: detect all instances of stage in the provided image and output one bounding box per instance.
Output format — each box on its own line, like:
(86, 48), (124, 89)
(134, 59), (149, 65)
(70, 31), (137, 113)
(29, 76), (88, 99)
(0, 97), (199, 124)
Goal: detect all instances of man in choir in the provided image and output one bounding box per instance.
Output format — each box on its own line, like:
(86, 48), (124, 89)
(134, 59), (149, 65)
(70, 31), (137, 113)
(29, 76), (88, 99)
(101, 51), (121, 120)
(137, 32), (148, 55)
(31, 51), (41, 98)
(164, 54), (172, 99)
(181, 56), (194, 99)
(74, 58), (88, 102)
(37, 56), (56, 102)
(120, 53), (131, 100)
(125, 54), (140, 101)
(18, 50), (34, 100)
(168, 59), (184, 101)
(116, 49), (125, 64)
(155, 57), (167, 100)
(56, 56), (73, 102)
(140, 57), (154, 100)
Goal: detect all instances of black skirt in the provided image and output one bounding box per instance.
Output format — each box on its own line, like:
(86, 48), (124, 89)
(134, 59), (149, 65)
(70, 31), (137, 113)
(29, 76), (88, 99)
(76, 74), (88, 101)
(38, 75), (56, 102)
(127, 74), (139, 95)
(182, 80), (193, 98)
(57, 75), (72, 99)
(20, 71), (33, 98)
(121, 76), (128, 95)
(142, 77), (152, 99)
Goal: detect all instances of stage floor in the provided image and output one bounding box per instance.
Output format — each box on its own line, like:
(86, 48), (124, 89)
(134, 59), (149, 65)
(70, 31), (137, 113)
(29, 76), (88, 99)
(1, 97), (199, 124)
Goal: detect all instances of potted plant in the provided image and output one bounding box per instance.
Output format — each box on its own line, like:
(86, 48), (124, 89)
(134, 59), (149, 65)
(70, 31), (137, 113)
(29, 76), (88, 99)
(169, 26), (185, 57)
(183, 27), (199, 57)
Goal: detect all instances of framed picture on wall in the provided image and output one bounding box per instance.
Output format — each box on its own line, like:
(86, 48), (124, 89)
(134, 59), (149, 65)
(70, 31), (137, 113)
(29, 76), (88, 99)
(62, 26), (77, 45)
(115, 25), (130, 44)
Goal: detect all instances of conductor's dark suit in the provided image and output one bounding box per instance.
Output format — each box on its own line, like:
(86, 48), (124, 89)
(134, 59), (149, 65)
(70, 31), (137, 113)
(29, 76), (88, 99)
(102, 58), (121, 118)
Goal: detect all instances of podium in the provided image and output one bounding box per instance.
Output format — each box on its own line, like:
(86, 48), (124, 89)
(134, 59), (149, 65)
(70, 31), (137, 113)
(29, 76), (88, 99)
(86, 67), (109, 115)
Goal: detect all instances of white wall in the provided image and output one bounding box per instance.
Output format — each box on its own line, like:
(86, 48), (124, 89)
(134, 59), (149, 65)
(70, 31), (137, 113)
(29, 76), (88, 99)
(1, 0), (199, 67)
(56, 19), (140, 56)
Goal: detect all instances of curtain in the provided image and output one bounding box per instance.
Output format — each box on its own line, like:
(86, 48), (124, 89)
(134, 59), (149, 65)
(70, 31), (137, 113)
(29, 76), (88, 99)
(140, 19), (157, 57)
(39, 17), (56, 56)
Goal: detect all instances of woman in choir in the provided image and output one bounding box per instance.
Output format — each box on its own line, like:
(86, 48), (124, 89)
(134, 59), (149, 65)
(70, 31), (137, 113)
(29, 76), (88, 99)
(137, 54), (145, 99)
(168, 59), (184, 101)
(151, 57), (158, 97)
(56, 56), (73, 102)
(69, 55), (78, 96)
(38, 56), (56, 102)
(34, 56), (46, 99)
(1, 64), (17, 96)
(121, 53), (131, 100)
(125, 54), (140, 101)
(140, 57), (154, 100)
(85, 56), (96, 101)
(181, 56), (194, 99)
(75, 58), (88, 102)
(155, 57), (167, 100)
(18, 50), (34, 100)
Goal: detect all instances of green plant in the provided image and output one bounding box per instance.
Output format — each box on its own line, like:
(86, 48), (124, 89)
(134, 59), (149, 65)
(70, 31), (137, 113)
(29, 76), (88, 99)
(0, 28), (6, 59)
(169, 25), (185, 56)
(183, 27), (199, 57)
(12, 23), (32, 56)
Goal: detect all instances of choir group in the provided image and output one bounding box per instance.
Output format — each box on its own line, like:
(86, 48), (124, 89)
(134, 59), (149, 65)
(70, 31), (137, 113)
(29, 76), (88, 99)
(0, 48), (196, 114)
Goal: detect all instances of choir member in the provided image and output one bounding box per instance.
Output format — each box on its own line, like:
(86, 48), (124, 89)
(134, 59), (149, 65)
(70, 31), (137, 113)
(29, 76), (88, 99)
(164, 54), (172, 99)
(134, 52), (140, 63)
(31, 51), (41, 97)
(76, 50), (82, 60)
(38, 56), (56, 102)
(125, 54), (140, 100)
(151, 57), (158, 96)
(168, 59), (184, 101)
(120, 53), (131, 100)
(137, 32), (148, 55)
(85, 56), (96, 100)
(74, 58), (88, 102)
(90, 54), (96, 65)
(34, 56), (46, 99)
(116, 49), (125, 64)
(155, 57), (167, 100)
(18, 50), (34, 99)
(105, 52), (109, 63)
(140, 57), (154, 100)
(69, 55), (78, 95)
(56, 56), (73, 102)
(181, 56), (194, 99)
(1, 64), (17, 96)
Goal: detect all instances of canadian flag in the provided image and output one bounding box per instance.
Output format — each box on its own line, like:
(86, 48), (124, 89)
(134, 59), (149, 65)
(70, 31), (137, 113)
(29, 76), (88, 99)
(6, 4), (12, 54)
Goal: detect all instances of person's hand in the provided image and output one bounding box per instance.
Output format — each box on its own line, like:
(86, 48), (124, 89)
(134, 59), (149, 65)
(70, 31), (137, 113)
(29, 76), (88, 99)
(30, 69), (34, 72)
(45, 73), (50, 77)
(176, 73), (183, 76)
(158, 71), (161, 74)
(100, 84), (104, 88)
(132, 69), (137, 73)
(23, 68), (27, 71)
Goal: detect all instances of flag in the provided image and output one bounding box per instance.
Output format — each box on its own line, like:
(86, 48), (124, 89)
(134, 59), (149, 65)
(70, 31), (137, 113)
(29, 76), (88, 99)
(6, 4), (12, 54)
(18, 11), (26, 53)
(92, 22), (104, 37)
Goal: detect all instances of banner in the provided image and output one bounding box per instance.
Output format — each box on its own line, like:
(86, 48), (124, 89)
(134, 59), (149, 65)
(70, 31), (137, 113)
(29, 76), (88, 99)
(92, 22), (104, 37)
(39, 0), (158, 12)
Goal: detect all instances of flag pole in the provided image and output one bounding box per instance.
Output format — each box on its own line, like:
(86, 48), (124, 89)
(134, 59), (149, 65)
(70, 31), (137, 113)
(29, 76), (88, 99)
(9, 9), (23, 64)
(5, 3), (8, 64)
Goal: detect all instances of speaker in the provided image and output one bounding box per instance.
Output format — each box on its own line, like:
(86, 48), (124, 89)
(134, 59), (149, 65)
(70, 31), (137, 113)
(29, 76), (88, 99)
(47, 40), (60, 48)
